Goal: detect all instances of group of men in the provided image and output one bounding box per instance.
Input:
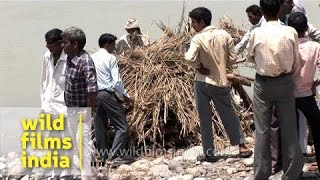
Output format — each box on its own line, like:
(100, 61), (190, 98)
(39, 0), (320, 179)
(185, 0), (320, 180)
(40, 19), (148, 179)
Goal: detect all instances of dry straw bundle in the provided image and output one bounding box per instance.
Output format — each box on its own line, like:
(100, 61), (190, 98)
(117, 16), (253, 154)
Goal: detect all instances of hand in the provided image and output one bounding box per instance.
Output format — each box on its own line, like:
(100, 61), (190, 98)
(312, 79), (320, 95)
(124, 96), (134, 105)
(196, 67), (210, 75)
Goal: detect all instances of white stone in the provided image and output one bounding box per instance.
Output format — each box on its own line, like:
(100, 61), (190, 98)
(21, 175), (29, 180)
(131, 159), (151, 171)
(168, 159), (181, 170)
(214, 178), (223, 180)
(194, 178), (206, 180)
(117, 164), (133, 173)
(0, 162), (6, 170)
(8, 159), (23, 175)
(182, 174), (194, 180)
(227, 167), (238, 174)
(186, 167), (206, 177)
(0, 157), (6, 163)
(168, 175), (183, 180)
(243, 158), (254, 167)
(148, 164), (172, 177)
(173, 156), (183, 162)
(153, 157), (165, 165)
(226, 158), (238, 163)
(7, 152), (18, 160)
(182, 146), (203, 161)
(202, 162), (212, 166)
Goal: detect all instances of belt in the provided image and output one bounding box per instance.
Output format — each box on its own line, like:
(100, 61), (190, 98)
(98, 89), (114, 93)
(256, 72), (291, 80)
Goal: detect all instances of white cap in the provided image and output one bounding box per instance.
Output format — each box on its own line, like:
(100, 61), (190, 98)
(124, 18), (140, 30)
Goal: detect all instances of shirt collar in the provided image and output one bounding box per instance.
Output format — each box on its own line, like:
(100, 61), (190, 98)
(198, 25), (215, 33)
(68, 50), (85, 65)
(265, 20), (284, 26)
(49, 50), (67, 61)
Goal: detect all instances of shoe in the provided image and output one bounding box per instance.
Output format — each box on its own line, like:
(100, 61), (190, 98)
(196, 155), (220, 162)
(239, 150), (253, 158)
(107, 156), (136, 168)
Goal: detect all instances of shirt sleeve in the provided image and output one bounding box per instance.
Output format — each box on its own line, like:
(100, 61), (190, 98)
(81, 56), (98, 93)
(235, 30), (251, 55)
(291, 32), (301, 76)
(184, 37), (201, 68)
(308, 23), (320, 43)
(109, 55), (129, 97)
(227, 33), (238, 66)
(40, 55), (48, 108)
(246, 31), (256, 63)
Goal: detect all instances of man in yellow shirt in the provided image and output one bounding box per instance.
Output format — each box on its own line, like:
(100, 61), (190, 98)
(185, 7), (252, 162)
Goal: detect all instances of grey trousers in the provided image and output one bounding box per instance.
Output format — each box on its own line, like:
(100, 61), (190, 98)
(253, 74), (303, 180)
(194, 81), (244, 156)
(94, 90), (128, 160)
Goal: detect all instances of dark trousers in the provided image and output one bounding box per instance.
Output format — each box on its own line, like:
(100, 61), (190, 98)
(296, 95), (320, 168)
(194, 81), (244, 156)
(94, 90), (128, 160)
(253, 74), (303, 180)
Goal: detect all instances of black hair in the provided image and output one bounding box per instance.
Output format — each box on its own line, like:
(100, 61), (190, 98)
(288, 12), (308, 36)
(98, 33), (117, 48)
(260, 0), (281, 19)
(188, 7), (212, 26)
(246, 5), (262, 17)
(45, 28), (62, 42)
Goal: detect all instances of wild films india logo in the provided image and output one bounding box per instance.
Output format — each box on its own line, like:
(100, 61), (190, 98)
(20, 113), (73, 169)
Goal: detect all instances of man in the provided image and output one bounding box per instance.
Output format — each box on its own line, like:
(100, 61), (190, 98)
(271, 0), (320, 174)
(288, 12), (320, 173)
(62, 26), (98, 180)
(39, 28), (67, 179)
(184, 7), (253, 162)
(115, 18), (149, 54)
(235, 4), (263, 54)
(91, 33), (133, 167)
(246, 0), (303, 179)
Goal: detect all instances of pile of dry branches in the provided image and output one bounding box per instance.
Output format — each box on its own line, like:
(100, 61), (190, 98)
(117, 16), (253, 152)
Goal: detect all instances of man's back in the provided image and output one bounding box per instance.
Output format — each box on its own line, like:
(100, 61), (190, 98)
(247, 21), (299, 77)
(185, 25), (236, 87)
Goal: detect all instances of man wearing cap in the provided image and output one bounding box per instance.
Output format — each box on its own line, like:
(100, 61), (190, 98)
(115, 18), (150, 54)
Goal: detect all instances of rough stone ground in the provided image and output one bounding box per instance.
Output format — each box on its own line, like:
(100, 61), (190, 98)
(1, 143), (320, 180)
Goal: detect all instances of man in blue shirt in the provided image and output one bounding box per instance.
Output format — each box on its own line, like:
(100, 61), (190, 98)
(91, 33), (133, 167)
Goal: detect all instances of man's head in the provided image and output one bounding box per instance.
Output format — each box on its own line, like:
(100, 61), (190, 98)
(98, 33), (117, 53)
(279, 0), (294, 16)
(62, 27), (86, 56)
(260, 0), (281, 20)
(188, 7), (212, 32)
(125, 18), (142, 35)
(246, 5), (262, 25)
(288, 12), (308, 37)
(45, 28), (63, 56)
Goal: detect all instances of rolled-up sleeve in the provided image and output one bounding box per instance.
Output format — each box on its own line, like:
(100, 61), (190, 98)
(82, 57), (98, 93)
(184, 37), (201, 68)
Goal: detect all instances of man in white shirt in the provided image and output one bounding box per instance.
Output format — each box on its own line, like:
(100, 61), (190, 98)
(235, 4), (264, 54)
(39, 28), (67, 179)
(91, 33), (133, 167)
(247, 0), (303, 179)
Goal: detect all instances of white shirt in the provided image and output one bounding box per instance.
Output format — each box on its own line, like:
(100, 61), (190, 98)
(235, 17), (266, 54)
(91, 48), (128, 98)
(246, 20), (300, 77)
(40, 50), (67, 115)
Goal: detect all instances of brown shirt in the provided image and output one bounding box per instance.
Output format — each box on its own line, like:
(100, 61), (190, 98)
(185, 26), (237, 87)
